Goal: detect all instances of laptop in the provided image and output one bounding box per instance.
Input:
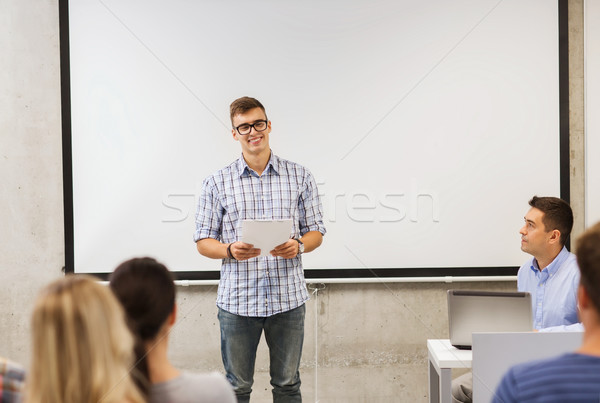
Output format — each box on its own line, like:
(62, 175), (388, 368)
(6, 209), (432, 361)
(447, 290), (533, 349)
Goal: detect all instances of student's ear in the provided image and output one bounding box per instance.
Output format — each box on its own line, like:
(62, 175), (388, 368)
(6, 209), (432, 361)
(578, 284), (590, 310)
(232, 129), (239, 141)
(168, 303), (177, 326)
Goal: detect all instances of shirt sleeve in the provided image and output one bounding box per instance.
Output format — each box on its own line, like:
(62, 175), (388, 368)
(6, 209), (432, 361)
(297, 170), (326, 237)
(539, 322), (584, 332)
(492, 368), (519, 403)
(194, 176), (224, 242)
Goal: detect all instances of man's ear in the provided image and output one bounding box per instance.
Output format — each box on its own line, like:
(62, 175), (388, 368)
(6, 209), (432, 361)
(232, 129), (239, 141)
(548, 229), (561, 245)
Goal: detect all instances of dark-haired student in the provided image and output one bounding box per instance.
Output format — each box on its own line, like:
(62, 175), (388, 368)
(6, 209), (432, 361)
(493, 221), (600, 402)
(110, 257), (236, 403)
(452, 196), (582, 403)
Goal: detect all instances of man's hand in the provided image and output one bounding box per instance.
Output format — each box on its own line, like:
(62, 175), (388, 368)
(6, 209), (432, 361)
(270, 239), (299, 259)
(229, 242), (261, 261)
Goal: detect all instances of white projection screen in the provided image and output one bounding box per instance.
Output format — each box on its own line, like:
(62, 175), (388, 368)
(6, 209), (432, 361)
(61, 0), (568, 279)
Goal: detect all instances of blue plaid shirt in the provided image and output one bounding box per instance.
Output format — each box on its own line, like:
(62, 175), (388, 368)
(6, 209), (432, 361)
(194, 152), (326, 317)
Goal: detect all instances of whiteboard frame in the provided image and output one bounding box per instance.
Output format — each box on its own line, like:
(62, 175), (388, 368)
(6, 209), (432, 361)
(58, 0), (571, 281)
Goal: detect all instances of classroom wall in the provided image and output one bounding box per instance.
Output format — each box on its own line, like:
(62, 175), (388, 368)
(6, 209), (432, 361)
(0, 1), (585, 402)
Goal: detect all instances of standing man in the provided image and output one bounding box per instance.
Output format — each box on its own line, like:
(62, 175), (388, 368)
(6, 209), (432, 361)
(452, 196), (581, 403)
(493, 221), (600, 402)
(194, 96), (325, 403)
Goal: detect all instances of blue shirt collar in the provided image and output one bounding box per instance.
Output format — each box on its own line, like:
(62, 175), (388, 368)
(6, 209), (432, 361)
(237, 150), (279, 178)
(529, 246), (570, 275)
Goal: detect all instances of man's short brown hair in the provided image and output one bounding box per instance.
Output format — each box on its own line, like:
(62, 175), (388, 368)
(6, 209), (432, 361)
(229, 97), (267, 125)
(576, 222), (600, 312)
(528, 196), (573, 247)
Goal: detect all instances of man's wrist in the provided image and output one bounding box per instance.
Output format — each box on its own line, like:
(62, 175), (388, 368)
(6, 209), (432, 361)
(294, 238), (304, 255)
(226, 243), (236, 260)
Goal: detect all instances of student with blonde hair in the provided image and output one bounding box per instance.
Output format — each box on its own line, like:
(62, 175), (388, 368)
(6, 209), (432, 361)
(25, 275), (146, 403)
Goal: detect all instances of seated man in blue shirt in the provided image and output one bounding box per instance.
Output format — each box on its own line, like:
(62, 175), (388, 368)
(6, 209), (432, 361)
(517, 196), (580, 331)
(493, 221), (600, 403)
(452, 196), (581, 403)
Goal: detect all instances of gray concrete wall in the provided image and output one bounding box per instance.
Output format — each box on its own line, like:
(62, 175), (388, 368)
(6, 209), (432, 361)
(0, 0), (64, 361)
(0, 1), (584, 402)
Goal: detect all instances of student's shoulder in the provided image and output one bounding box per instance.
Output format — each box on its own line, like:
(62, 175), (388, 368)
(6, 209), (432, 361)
(203, 159), (242, 184)
(151, 372), (234, 403)
(273, 154), (312, 176)
(499, 353), (600, 402)
(509, 352), (592, 378)
(214, 159), (241, 176)
(180, 372), (236, 401)
(181, 371), (227, 382)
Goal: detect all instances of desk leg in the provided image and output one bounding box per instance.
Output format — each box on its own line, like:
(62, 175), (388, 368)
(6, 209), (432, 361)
(428, 360), (439, 403)
(429, 361), (452, 403)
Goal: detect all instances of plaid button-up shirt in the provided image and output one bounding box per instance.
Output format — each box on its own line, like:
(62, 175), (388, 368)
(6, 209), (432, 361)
(0, 356), (25, 403)
(194, 152), (326, 317)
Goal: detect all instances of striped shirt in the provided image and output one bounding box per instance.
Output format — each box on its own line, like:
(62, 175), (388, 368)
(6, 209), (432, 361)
(194, 152), (326, 317)
(493, 353), (600, 403)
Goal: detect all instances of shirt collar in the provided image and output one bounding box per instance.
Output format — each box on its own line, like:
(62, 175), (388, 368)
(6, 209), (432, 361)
(530, 246), (570, 275)
(236, 150), (279, 177)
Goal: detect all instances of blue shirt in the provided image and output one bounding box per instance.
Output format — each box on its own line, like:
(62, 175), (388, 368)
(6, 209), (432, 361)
(194, 152), (326, 317)
(517, 246), (580, 330)
(493, 353), (600, 403)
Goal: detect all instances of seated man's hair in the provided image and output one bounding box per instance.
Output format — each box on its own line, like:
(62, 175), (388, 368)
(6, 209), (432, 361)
(529, 196), (573, 246)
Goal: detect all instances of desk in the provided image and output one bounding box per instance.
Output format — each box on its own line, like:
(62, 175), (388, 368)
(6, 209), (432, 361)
(427, 339), (472, 403)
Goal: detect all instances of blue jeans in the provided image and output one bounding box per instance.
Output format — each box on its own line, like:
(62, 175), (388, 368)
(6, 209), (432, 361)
(218, 304), (305, 403)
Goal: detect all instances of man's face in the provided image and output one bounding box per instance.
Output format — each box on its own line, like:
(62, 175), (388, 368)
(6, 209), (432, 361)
(519, 207), (552, 257)
(231, 107), (271, 156)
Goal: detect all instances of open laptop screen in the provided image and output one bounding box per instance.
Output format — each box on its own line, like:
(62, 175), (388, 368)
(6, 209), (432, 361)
(447, 290), (533, 349)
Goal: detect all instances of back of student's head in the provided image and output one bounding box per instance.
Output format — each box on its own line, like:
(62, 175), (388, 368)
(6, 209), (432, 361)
(576, 222), (600, 313)
(528, 196), (573, 247)
(109, 257), (176, 342)
(26, 275), (144, 403)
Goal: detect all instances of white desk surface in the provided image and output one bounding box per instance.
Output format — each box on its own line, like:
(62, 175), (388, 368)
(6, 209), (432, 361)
(427, 339), (472, 369)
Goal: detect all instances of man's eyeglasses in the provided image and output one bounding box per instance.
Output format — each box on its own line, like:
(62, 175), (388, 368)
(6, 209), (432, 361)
(234, 120), (268, 135)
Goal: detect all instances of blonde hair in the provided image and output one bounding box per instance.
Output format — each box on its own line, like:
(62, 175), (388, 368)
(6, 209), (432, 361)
(26, 275), (146, 403)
